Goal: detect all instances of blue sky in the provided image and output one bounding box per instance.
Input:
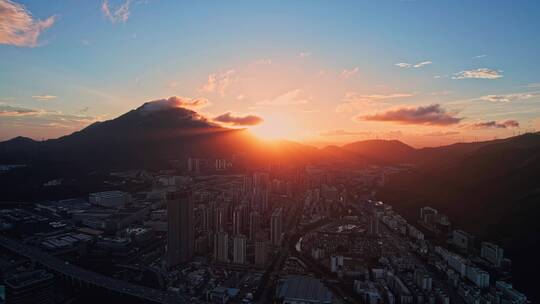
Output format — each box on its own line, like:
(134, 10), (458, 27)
(1, 0), (540, 146)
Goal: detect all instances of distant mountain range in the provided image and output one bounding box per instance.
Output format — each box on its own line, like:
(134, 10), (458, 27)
(1, 101), (538, 176)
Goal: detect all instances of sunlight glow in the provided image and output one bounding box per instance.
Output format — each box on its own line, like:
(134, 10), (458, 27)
(249, 114), (298, 140)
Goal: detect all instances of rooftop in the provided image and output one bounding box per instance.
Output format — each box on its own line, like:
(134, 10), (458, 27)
(5, 270), (54, 289)
(277, 275), (332, 303)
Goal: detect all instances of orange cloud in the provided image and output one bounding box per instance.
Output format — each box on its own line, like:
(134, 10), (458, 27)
(140, 96), (209, 112)
(200, 69), (236, 96)
(0, 0), (56, 47)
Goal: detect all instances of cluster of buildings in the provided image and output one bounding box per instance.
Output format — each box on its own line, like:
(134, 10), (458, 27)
(295, 188), (530, 304)
(165, 171), (294, 270)
(0, 167), (290, 303)
(0, 161), (531, 304)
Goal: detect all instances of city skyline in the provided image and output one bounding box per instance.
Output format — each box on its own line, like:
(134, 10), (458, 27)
(0, 2), (538, 304)
(1, 1), (540, 146)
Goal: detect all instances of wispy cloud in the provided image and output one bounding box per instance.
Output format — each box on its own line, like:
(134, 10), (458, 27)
(0, 104), (41, 116)
(413, 61), (432, 68)
(31, 94), (57, 101)
(452, 68), (503, 80)
(395, 60), (432, 69)
(359, 104), (463, 126)
(257, 89), (310, 106)
(470, 120), (519, 129)
(341, 67), (359, 79)
(526, 83), (540, 88)
(396, 63), (412, 68)
(101, 0), (132, 24)
(479, 92), (540, 102)
(320, 129), (370, 136)
(0, 0), (56, 47)
(213, 112), (263, 126)
(200, 69), (236, 96)
(299, 51), (311, 58)
(473, 54), (487, 59)
(0, 104), (97, 126)
(336, 92), (412, 112)
(446, 91), (540, 106)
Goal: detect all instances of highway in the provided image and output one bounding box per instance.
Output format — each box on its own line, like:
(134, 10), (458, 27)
(0, 235), (185, 304)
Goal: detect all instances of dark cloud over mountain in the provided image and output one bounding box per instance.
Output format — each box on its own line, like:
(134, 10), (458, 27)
(213, 112), (263, 126)
(360, 104), (462, 126)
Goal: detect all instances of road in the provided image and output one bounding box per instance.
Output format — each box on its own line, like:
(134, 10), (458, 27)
(0, 235), (185, 304)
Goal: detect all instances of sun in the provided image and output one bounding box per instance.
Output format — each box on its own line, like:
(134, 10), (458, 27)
(249, 114), (297, 140)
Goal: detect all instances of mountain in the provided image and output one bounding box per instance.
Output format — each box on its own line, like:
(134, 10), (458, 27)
(0, 102), (319, 170)
(378, 133), (540, 229)
(0, 101), (322, 201)
(341, 139), (417, 164)
(377, 132), (540, 300)
(0, 136), (40, 162)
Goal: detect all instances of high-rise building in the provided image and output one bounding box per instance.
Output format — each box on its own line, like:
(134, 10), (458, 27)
(187, 157), (200, 173)
(271, 208), (283, 246)
(195, 235), (209, 255)
(452, 230), (474, 252)
(420, 206), (438, 222)
(495, 281), (528, 303)
(330, 255), (344, 273)
(254, 239), (268, 267)
(5, 270), (54, 304)
(233, 207), (243, 236)
(261, 186), (270, 213)
(199, 204), (211, 232)
(253, 172), (269, 188)
(167, 191), (194, 266)
(249, 211), (260, 241)
(215, 159), (228, 171)
(466, 266), (490, 288)
(243, 175), (253, 193)
(481, 242), (504, 267)
(368, 214), (379, 236)
(214, 206), (226, 232)
(214, 231), (229, 263)
(233, 234), (247, 264)
(413, 269), (433, 291)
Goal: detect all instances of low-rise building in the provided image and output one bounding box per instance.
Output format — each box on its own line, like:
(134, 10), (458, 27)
(276, 275), (333, 304)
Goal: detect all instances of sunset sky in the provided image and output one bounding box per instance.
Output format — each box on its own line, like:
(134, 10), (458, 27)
(1, 0), (540, 147)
